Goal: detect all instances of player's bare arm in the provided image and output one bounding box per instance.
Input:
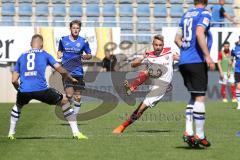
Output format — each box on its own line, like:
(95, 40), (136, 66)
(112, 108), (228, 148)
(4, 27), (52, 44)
(196, 26), (215, 71)
(82, 54), (92, 60)
(57, 51), (63, 59)
(54, 63), (78, 83)
(131, 57), (144, 68)
(217, 58), (224, 79)
(174, 28), (183, 48)
(12, 71), (20, 91)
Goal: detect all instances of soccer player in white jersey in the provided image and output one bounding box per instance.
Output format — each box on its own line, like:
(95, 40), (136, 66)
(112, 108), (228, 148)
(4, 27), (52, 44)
(175, 0), (215, 148)
(113, 35), (178, 133)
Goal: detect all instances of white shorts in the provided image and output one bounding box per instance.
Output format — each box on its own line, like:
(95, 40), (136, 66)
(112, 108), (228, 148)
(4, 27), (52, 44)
(219, 73), (235, 85)
(143, 79), (170, 108)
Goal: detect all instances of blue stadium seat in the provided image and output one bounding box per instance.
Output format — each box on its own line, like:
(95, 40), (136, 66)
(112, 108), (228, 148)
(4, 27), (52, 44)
(1, 3), (15, 16)
(170, 4), (183, 17)
(18, 3), (32, 26)
(69, 0), (83, 3)
(119, 17), (133, 32)
(35, 4), (49, 26)
(35, 0), (49, 4)
(86, 4), (100, 17)
(85, 0), (99, 3)
(136, 0), (151, 4)
(154, 17), (168, 31)
(119, 4), (133, 17)
(0, 16), (14, 26)
(153, 5), (167, 17)
(224, 5), (235, 16)
(51, 0), (66, 4)
(86, 17), (99, 27)
(53, 17), (65, 26)
(35, 16), (49, 26)
(102, 0), (115, 3)
(152, 0), (167, 4)
(103, 4), (116, 17)
(137, 17), (151, 31)
(1, 0), (15, 3)
(18, 0), (32, 3)
(35, 4), (49, 16)
(170, 17), (181, 26)
(18, 16), (32, 26)
(119, 0), (132, 4)
(18, 3), (32, 16)
(103, 17), (117, 27)
(69, 4), (83, 19)
(136, 4), (150, 17)
(52, 4), (66, 26)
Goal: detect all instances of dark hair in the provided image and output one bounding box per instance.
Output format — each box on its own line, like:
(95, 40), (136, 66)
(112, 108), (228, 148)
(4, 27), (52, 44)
(70, 20), (82, 28)
(153, 34), (164, 42)
(31, 34), (43, 43)
(194, 0), (208, 5)
(223, 41), (230, 45)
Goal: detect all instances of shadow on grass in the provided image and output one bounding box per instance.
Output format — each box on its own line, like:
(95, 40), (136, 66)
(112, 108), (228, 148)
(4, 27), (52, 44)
(175, 146), (205, 150)
(136, 129), (171, 133)
(16, 136), (71, 140)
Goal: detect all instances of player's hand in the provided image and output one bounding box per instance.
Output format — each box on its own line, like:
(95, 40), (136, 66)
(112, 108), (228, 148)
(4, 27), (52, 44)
(227, 72), (231, 78)
(206, 56), (215, 71)
(173, 52), (179, 61)
(220, 73), (224, 80)
(57, 51), (63, 59)
(81, 54), (92, 60)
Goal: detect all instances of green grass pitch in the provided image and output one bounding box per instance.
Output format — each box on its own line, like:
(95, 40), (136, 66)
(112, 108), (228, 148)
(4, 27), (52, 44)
(0, 102), (240, 160)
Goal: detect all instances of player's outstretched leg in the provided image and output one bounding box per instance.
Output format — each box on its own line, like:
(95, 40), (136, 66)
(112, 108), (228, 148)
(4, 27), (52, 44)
(60, 100), (88, 140)
(8, 105), (22, 140)
(113, 102), (148, 134)
(124, 71), (149, 96)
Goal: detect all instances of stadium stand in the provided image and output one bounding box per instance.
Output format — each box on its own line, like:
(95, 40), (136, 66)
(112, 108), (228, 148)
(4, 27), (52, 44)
(0, 0), (238, 43)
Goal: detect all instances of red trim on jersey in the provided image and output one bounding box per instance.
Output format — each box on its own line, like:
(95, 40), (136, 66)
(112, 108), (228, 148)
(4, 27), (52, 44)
(146, 47), (171, 58)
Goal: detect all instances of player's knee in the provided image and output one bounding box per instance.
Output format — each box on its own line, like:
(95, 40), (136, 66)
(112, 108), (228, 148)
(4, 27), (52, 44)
(74, 95), (81, 102)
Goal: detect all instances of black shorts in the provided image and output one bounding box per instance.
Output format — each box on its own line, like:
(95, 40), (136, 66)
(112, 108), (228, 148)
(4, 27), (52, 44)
(179, 63), (208, 95)
(234, 72), (240, 83)
(63, 76), (85, 90)
(16, 88), (63, 106)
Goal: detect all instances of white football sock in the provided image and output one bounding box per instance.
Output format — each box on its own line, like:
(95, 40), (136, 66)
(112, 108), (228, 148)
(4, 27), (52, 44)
(193, 101), (205, 139)
(61, 103), (79, 134)
(9, 105), (21, 135)
(185, 104), (194, 136)
(73, 101), (81, 115)
(236, 89), (240, 108)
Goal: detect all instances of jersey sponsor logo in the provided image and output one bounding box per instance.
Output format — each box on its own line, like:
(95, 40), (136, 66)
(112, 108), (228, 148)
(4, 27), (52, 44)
(185, 11), (199, 18)
(76, 43), (81, 47)
(203, 17), (210, 26)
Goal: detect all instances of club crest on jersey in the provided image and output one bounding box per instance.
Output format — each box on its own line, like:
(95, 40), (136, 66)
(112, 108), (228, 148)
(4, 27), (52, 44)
(76, 43), (81, 47)
(165, 55), (169, 60)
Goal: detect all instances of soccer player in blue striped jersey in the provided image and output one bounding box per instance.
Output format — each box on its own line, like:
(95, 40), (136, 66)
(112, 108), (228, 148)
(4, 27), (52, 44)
(231, 36), (240, 109)
(175, 0), (215, 148)
(57, 20), (92, 119)
(8, 34), (88, 140)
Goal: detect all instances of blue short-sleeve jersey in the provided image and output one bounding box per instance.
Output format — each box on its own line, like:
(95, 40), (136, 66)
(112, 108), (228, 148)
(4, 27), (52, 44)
(231, 43), (240, 73)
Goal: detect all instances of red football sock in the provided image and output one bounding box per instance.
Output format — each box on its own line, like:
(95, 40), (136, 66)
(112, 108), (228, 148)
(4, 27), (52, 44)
(221, 85), (226, 99)
(231, 85), (236, 99)
(130, 71), (149, 91)
(122, 103), (144, 128)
